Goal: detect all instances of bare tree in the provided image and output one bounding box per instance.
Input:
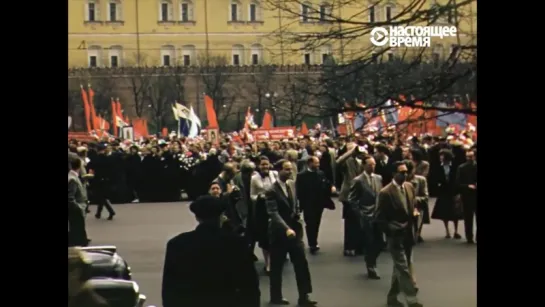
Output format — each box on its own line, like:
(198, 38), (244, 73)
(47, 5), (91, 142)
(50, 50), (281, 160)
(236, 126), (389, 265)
(198, 54), (241, 121)
(92, 77), (119, 118)
(249, 65), (277, 124)
(68, 78), (85, 131)
(143, 73), (186, 131)
(277, 72), (316, 126)
(124, 53), (153, 117)
(264, 0), (477, 120)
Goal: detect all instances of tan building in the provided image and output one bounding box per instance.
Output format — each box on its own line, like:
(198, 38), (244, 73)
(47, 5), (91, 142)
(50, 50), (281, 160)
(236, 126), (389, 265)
(68, 0), (476, 68)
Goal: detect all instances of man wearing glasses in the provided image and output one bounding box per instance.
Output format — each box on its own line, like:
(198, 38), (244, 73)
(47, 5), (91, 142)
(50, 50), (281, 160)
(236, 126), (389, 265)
(376, 161), (422, 307)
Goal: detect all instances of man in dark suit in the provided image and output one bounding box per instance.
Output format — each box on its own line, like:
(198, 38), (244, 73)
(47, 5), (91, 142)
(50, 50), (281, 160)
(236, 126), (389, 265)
(162, 196), (260, 307)
(347, 155), (383, 279)
(376, 162), (422, 307)
(336, 143), (364, 256)
(296, 156), (334, 254)
(88, 144), (116, 220)
(265, 160), (316, 306)
(456, 148), (477, 243)
(374, 143), (395, 186)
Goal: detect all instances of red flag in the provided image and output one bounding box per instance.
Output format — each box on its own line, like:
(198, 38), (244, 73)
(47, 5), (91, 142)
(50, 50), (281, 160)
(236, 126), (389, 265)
(261, 111), (273, 129)
(81, 85), (91, 132)
(204, 95), (219, 129)
(300, 122), (309, 135)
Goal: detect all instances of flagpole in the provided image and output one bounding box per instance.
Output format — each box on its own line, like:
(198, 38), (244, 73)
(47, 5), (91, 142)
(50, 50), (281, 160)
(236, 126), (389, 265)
(177, 118), (181, 137)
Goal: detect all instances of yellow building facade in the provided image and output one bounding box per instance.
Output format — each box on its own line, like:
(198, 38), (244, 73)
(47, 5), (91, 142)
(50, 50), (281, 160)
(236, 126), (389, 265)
(68, 0), (476, 67)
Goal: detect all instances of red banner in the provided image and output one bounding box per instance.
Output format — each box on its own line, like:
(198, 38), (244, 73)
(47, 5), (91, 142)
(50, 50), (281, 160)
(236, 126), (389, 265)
(253, 127), (296, 140)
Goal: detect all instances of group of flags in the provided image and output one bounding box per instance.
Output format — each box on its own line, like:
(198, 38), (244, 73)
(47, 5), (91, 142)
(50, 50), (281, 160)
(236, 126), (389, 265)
(171, 102), (201, 138)
(243, 107), (274, 130)
(79, 84), (149, 139)
(346, 95), (477, 136)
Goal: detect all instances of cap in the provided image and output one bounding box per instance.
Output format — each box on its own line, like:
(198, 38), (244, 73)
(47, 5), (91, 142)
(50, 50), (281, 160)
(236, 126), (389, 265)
(189, 195), (224, 220)
(96, 143), (107, 151)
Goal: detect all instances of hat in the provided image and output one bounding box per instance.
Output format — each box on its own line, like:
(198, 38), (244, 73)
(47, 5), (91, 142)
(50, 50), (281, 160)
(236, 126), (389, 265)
(76, 146), (87, 153)
(189, 195), (224, 220)
(96, 143), (107, 151)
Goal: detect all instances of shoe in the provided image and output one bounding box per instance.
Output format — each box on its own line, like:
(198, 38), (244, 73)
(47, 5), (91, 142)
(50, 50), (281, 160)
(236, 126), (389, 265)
(453, 233), (461, 239)
(343, 250), (355, 257)
(367, 267), (381, 280)
(309, 246), (320, 254)
(107, 213), (115, 220)
(270, 298), (290, 305)
(95, 214), (101, 219)
(417, 236), (424, 243)
(298, 294), (317, 306)
(445, 234), (451, 239)
(466, 239), (475, 244)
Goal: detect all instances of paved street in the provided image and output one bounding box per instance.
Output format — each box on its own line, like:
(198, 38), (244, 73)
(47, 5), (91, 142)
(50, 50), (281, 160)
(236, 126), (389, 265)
(87, 199), (476, 307)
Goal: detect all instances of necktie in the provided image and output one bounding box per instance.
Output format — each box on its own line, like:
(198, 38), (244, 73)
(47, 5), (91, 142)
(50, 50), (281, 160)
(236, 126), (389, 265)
(286, 184), (294, 208)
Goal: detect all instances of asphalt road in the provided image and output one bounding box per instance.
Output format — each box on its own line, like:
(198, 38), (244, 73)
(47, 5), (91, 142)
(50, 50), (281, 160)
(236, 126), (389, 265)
(86, 199), (476, 307)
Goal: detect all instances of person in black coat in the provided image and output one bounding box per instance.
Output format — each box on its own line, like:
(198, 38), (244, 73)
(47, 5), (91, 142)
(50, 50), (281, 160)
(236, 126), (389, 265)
(455, 147), (477, 243)
(162, 196), (260, 307)
(125, 146), (142, 202)
(374, 143), (395, 186)
(87, 144), (116, 220)
(297, 156), (334, 254)
(431, 149), (463, 239)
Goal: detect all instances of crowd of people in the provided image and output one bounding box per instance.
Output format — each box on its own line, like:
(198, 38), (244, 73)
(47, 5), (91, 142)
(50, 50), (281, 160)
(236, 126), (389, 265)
(68, 126), (477, 307)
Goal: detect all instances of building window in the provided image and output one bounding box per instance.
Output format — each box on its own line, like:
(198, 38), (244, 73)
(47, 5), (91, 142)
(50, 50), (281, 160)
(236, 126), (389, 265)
(183, 55), (190, 66)
(447, 8), (454, 23)
(230, 1), (241, 21)
(232, 44), (244, 65)
(301, 2), (311, 22)
(385, 5), (393, 21)
(449, 44), (459, 58)
(89, 56), (98, 67)
(163, 55), (171, 66)
(109, 2), (117, 21)
(181, 1), (194, 22)
(368, 5), (375, 23)
(182, 45), (196, 66)
(432, 44), (443, 66)
(250, 3), (257, 21)
(251, 43), (263, 65)
(304, 53), (311, 65)
(387, 52), (394, 61)
(161, 45), (175, 66)
(110, 56), (118, 67)
(159, 0), (173, 21)
(87, 45), (101, 67)
(248, 1), (262, 22)
(86, 1), (100, 21)
(321, 44), (332, 64)
(371, 52), (377, 64)
(319, 3), (331, 22)
(109, 45), (122, 67)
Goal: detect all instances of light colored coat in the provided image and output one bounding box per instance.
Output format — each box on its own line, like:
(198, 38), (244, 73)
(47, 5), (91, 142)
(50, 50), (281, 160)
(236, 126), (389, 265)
(68, 170), (87, 211)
